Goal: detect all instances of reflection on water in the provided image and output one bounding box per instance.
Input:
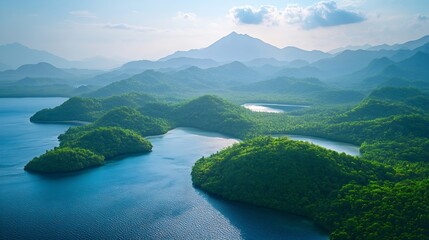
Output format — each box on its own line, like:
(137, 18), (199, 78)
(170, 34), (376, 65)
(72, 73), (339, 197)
(274, 134), (360, 156)
(243, 103), (309, 113)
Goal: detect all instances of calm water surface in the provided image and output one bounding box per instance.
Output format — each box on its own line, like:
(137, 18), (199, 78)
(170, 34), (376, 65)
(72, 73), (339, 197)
(0, 98), (330, 240)
(285, 135), (360, 157)
(242, 103), (309, 113)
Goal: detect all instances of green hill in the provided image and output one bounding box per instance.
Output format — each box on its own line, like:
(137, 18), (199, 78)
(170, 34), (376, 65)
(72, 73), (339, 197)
(30, 93), (158, 122)
(60, 127), (152, 159)
(24, 147), (104, 173)
(192, 136), (428, 240)
(339, 99), (420, 121)
(173, 95), (255, 138)
(93, 107), (171, 136)
(192, 136), (362, 216)
(235, 76), (327, 94)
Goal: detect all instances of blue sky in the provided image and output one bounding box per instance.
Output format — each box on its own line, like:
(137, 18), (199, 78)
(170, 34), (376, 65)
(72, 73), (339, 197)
(1, 0), (428, 61)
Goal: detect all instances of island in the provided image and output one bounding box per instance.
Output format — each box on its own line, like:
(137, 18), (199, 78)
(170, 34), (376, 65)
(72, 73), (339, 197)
(25, 147), (104, 173)
(25, 126), (152, 173)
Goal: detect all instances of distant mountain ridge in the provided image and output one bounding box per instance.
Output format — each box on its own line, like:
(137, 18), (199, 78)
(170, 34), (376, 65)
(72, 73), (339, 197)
(0, 62), (73, 82)
(328, 34), (429, 54)
(120, 57), (220, 73)
(160, 32), (331, 63)
(0, 43), (122, 69)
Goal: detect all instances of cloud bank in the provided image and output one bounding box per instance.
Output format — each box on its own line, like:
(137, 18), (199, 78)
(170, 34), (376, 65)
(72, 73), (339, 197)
(230, 1), (366, 29)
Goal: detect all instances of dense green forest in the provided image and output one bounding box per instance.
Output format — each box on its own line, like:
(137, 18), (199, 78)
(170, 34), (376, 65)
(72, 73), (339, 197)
(25, 147), (104, 173)
(60, 127), (152, 159)
(192, 137), (428, 240)
(31, 94), (257, 138)
(28, 109), (155, 172)
(25, 126), (152, 173)
(27, 86), (429, 239)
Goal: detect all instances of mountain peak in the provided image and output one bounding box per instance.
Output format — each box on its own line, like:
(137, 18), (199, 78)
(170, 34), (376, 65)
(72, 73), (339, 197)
(224, 31), (250, 38)
(209, 31), (261, 47)
(159, 32), (330, 62)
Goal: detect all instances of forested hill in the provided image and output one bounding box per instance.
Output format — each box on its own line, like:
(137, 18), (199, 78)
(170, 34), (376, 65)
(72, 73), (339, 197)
(172, 95), (255, 137)
(26, 87), (429, 238)
(31, 94), (256, 139)
(192, 136), (429, 240)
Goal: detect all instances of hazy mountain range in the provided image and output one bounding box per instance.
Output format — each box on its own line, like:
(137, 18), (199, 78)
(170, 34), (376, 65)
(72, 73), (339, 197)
(1, 31), (429, 98)
(0, 43), (123, 70)
(160, 32), (331, 63)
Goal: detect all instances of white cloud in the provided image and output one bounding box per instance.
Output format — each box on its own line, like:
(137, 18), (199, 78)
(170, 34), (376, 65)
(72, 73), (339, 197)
(175, 11), (198, 21)
(230, 1), (366, 29)
(229, 5), (279, 25)
(69, 10), (96, 18)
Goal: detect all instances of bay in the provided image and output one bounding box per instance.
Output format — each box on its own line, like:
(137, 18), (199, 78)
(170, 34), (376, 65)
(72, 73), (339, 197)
(0, 98), (328, 240)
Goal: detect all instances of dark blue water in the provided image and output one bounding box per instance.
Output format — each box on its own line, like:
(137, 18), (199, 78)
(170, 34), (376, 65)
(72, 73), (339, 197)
(0, 98), (328, 240)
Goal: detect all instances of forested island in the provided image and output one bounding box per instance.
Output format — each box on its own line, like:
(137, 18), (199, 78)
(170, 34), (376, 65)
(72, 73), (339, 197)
(25, 126), (152, 173)
(26, 86), (429, 239)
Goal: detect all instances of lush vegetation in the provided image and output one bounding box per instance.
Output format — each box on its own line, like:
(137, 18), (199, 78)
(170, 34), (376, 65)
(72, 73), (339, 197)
(192, 137), (379, 214)
(93, 107), (171, 136)
(27, 86), (429, 239)
(60, 127), (152, 159)
(192, 137), (428, 240)
(30, 93), (159, 122)
(24, 147), (104, 173)
(31, 94), (256, 139)
(28, 102), (160, 173)
(172, 95), (255, 138)
(25, 125), (152, 173)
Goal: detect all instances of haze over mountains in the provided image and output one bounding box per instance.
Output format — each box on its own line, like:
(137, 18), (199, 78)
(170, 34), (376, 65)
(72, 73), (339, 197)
(1, 31), (429, 99)
(0, 43), (122, 70)
(160, 32), (331, 63)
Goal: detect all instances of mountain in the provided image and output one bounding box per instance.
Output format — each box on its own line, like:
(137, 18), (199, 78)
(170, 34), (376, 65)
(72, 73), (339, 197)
(0, 62), (73, 81)
(160, 32), (331, 63)
(274, 66), (326, 79)
(280, 46), (329, 63)
(88, 61), (265, 97)
(234, 76), (328, 94)
(312, 49), (401, 78)
(76, 56), (124, 70)
(329, 44), (372, 54)
(120, 57), (219, 73)
(340, 50), (429, 89)
(339, 57), (395, 85)
(0, 43), (70, 69)
(245, 58), (289, 67)
(205, 61), (261, 84)
(368, 35), (429, 51)
(381, 52), (429, 80)
(0, 43), (121, 69)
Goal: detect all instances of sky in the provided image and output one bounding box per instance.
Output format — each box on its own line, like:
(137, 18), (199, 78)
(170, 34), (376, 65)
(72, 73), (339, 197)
(1, 0), (429, 61)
